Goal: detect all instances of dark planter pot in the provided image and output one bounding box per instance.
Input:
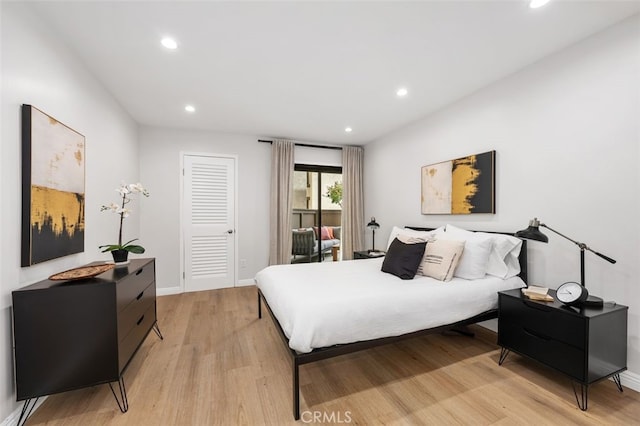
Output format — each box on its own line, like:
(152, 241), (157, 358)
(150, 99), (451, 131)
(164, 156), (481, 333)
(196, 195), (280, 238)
(111, 249), (129, 263)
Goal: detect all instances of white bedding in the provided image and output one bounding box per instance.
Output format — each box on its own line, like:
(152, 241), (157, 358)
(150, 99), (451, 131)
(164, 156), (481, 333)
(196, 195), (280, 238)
(256, 257), (525, 353)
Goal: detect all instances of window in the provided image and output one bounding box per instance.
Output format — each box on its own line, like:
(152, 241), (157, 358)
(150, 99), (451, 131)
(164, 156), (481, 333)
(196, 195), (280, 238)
(291, 165), (342, 262)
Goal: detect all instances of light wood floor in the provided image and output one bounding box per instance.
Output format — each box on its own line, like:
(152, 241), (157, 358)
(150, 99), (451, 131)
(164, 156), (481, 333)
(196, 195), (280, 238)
(26, 286), (640, 425)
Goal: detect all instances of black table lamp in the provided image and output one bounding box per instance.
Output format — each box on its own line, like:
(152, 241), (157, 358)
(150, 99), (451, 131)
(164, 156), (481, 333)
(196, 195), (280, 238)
(515, 218), (616, 307)
(367, 217), (380, 252)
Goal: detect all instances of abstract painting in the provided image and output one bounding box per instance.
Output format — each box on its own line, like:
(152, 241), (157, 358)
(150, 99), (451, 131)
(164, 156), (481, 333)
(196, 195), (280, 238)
(21, 105), (85, 266)
(421, 150), (495, 214)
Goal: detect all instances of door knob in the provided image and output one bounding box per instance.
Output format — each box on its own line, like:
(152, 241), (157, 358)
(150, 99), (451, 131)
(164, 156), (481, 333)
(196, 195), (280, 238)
(227, 229), (234, 234)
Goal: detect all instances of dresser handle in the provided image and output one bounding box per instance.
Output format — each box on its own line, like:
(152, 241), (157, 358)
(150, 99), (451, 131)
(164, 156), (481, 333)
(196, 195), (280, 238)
(524, 327), (551, 341)
(137, 315), (145, 326)
(136, 291), (144, 300)
(136, 268), (143, 276)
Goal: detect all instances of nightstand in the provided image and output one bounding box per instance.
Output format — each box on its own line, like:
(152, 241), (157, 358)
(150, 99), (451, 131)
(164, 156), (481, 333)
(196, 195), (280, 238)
(353, 250), (385, 259)
(497, 288), (627, 410)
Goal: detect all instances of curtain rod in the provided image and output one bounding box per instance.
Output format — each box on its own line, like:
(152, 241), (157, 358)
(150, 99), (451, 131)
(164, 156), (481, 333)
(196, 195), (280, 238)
(258, 139), (342, 151)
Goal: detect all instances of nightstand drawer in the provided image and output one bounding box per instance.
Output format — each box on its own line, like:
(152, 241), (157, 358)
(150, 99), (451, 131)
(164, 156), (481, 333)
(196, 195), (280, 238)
(116, 262), (155, 311)
(500, 294), (585, 349)
(118, 282), (155, 340)
(118, 303), (156, 371)
(500, 322), (586, 381)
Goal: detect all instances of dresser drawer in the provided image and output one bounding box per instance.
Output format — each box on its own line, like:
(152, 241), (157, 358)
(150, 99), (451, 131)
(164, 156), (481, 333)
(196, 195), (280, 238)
(118, 282), (155, 340)
(116, 262), (155, 311)
(499, 294), (585, 349)
(500, 322), (586, 381)
(118, 303), (156, 371)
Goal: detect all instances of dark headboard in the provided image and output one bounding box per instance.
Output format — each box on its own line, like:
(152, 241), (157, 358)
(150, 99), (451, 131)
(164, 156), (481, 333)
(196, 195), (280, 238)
(405, 226), (528, 284)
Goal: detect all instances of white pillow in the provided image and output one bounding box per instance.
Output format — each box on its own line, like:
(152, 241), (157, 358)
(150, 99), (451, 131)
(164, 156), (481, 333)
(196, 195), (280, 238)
(442, 225), (494, 279)
(418, 239), (465, 281)
(386, 226), (444, 250)
(445, 225), (523, 279)
(481, 233), (522, 279)
(396, 234), (428, 244)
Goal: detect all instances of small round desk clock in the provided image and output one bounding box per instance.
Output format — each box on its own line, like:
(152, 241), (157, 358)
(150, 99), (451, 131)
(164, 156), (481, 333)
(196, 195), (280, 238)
(556, 281), (589, 306)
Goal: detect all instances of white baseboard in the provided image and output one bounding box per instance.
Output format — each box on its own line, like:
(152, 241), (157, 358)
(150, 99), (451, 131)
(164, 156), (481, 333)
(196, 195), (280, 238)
(237, 278), (256, 287)
(157, 286), (182, 296)
(620, 370), (640, 392)
(156, 281), (254, 296)
(1, 397), (47, 426)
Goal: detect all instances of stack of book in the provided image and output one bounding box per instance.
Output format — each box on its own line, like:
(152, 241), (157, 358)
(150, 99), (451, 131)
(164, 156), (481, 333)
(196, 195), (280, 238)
(521, 285), (554, 302)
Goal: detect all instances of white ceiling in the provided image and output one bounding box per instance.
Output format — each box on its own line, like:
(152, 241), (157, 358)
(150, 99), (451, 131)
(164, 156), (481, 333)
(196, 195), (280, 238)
(27, 1), (640, 145)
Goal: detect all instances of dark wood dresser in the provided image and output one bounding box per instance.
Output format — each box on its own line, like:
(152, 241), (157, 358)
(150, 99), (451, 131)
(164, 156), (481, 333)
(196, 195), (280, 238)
(497, 288), (627, 410)
(12, 258), (162, 418)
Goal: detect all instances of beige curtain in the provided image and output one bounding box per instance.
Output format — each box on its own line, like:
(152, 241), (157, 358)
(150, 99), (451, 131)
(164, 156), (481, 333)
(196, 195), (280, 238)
(341, 146), (365, 260)
(269, 139), (295, 265)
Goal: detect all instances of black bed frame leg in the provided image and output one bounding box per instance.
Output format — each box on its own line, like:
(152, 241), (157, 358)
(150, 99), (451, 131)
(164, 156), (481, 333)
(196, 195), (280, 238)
(258, 291), (262, 319)
(293, 358), (300, 420)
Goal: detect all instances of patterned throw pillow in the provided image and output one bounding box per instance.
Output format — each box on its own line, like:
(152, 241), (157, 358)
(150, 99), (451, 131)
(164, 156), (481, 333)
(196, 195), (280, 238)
(418, 239), (465, 281)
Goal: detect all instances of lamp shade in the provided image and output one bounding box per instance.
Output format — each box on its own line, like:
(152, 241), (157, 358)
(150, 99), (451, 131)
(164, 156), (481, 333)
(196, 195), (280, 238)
(367, 217), (380, 229)
(515, 218), (549, 243)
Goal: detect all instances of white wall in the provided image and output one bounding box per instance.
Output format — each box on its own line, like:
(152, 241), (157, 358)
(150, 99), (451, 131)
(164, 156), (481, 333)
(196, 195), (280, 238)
(365, 15), (640, 383)
(138, 127), (271, 291)
(0, 3), (139, 421)
(295, 145), (342, 167)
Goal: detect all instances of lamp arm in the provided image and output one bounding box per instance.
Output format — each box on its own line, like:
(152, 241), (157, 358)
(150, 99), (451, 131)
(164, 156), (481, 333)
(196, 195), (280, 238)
(589, 249), (617, 264)
(539, 223), (580, 246)
(540, 223), (616, 264)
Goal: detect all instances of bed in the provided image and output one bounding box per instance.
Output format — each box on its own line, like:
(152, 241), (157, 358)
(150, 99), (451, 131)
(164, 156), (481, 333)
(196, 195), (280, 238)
(255, 226), (528, 420)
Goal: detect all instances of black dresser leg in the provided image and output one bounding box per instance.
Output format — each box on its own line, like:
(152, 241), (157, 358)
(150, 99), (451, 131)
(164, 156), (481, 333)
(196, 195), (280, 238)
(108, 376), (129, 413)
(152, 321), (164, 340)
(571, 381), (588, 411)
(498, 347), (510, 365)
(17, 397), (38, 426)
(613, 373), (624, 392)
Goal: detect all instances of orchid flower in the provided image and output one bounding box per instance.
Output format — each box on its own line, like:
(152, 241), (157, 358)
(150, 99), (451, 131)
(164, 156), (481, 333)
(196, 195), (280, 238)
(99, 182), (150, 254)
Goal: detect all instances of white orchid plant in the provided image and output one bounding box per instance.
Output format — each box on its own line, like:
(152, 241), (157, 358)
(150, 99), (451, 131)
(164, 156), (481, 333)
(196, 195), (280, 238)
(99, 182), (149, 254)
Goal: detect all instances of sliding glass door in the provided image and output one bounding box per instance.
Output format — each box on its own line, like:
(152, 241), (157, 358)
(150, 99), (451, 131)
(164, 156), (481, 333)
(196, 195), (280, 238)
(292, 165), (342, 263)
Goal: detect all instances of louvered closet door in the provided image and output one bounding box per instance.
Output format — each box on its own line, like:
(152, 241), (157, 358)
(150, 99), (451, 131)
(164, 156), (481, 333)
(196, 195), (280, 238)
(184, 155), (236, 292)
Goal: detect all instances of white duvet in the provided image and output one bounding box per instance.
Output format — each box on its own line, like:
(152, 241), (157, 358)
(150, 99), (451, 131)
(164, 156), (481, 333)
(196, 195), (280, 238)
(255, 258), (525, 353)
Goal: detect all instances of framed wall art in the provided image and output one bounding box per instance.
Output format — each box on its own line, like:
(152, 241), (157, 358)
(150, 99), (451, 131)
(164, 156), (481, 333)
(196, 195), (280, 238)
(21, 105), (85, 266)
(421, 150), (495, 215)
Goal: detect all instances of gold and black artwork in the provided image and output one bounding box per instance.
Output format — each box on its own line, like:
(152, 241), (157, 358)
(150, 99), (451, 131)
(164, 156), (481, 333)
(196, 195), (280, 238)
(421, 150), (495, 215)
(21, 105), (85, 266)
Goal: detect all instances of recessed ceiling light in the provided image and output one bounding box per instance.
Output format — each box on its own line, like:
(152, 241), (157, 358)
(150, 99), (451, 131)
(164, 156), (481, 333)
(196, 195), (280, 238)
(396, 87), (408, 97)
(345, 127), (352, 133)
(185, 105), (195, 113)
(529, 0), (550, 9)
(161, 37), (178, 50)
